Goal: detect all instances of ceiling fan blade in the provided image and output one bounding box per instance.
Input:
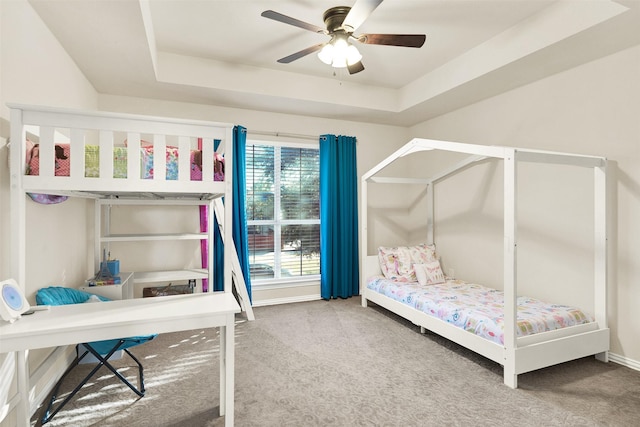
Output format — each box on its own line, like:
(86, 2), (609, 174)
(261, 10), (326, 34)
(342, 0), (384, 32)
(277, 43), (326, 64)
(357, 33), (426, 48)
(347, 61), (365, 75)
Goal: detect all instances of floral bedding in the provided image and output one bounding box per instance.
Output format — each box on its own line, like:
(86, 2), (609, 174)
(26, 143), (224, 181)
(366, 276), (594, 345)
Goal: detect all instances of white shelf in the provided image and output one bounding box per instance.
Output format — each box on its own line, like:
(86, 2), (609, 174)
(133, 269), (208, 284)
(96, 199), (215, 298)
(97, 198), (217, 206)
(102, 233), (207, 242)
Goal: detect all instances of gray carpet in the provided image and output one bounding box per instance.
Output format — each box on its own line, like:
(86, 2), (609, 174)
(31, 298), (640, 426)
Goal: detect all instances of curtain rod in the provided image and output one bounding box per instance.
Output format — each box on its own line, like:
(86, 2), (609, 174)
(247, 129), (319, 141)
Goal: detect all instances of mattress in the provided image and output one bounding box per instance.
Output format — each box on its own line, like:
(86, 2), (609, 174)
(25, 143), (224, 181)
(366, 276), (594, 345)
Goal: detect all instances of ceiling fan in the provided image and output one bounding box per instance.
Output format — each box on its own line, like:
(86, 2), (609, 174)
(261, 0), (426, 75)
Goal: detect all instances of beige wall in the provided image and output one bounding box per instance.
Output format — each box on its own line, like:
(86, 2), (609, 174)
(407, 45), (640, 365)
(1, 1), (98, 424)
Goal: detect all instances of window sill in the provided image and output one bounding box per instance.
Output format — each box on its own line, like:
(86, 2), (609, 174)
(251, 275), (320, 290)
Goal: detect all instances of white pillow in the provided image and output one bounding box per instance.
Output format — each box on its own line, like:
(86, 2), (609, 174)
(414, 260), (446, 286)
(84, 295), (102, 303)
(378, 244), (437, 281)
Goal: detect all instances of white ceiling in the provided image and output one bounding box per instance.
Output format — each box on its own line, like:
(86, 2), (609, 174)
(29, 0), (640, 126)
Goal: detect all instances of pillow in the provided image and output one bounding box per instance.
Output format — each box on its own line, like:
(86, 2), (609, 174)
(35, 287), (110, 306)
(414, 260), (446, 286)
(378, 244), (437, 281)
(25, 139), (35, 166)
(26, 143), (71, 176)
(84, 295), (103, 303)
(123, 138), (153, 147)
(27, 193), (69, 205)
(377, 246), (399, 279)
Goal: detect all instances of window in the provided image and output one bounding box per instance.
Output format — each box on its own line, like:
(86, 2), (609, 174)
(246, 141), (320, 282)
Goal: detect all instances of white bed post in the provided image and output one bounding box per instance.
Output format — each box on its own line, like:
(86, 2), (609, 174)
(9, 108), (26, 294)
(503, 149), (518, 388)
(99, 130), (114, 181)
(224, 127), (234, 294)
(126, 132), (142, 183)
(361, 177), (368, 306)
(594, 161), (609, 362)
(9, 107), (30, 427)
(426, 182), (434, 246)
(69, 128), (85, 184)
(94, 200), (102, 274)
(153, 134), (167, 181)
(207, 199), (215, 293)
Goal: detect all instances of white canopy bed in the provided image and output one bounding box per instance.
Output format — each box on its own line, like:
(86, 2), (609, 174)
(360, 138), (609, 388)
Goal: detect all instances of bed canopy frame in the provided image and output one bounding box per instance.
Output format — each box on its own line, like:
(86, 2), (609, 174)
(360, 137), (609, 388)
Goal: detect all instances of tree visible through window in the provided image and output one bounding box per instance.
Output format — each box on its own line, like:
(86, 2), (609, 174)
(246, 142), (320, 281)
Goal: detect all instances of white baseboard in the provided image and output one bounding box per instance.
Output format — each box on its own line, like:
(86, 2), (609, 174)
(252, 294), (321, 307)
(609, 351), (640, 372)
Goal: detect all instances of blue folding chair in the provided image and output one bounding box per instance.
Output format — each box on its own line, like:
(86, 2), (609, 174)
(36, 287), (157, 425)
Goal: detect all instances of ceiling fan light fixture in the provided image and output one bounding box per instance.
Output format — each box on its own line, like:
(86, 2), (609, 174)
(346, 44), (362, 66)
(317, 37), (362, 69)
(318, 43), (334, 65)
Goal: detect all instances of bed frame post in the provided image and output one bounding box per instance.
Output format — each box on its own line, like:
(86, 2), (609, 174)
(503, 149), (518, 388)
(94, 200), (102, 274)
(224, 127), (234, 294)
(9, 107), (31, 426)
(361, 177), (368, 306)
(9, 108), (27, 288)
(207, 199), (215, 292)
(426, 182), (434, 245)
(594, 161), (608, 363)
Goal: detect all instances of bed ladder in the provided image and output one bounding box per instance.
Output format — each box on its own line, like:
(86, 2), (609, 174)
(213, 199), (255, 321)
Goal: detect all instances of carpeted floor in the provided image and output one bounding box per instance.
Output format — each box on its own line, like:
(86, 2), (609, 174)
(31, 298), (640, 426)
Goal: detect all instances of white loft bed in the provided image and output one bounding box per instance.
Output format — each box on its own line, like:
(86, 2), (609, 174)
(6, 104), (252, 425)
(8, 103), (239, 295)
(360, 138), (609, 388)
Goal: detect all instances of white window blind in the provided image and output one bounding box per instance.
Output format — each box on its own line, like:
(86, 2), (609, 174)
(246, 142), (320, 281)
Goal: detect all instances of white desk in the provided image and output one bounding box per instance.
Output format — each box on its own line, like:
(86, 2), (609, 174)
(0, 292), (240, 426)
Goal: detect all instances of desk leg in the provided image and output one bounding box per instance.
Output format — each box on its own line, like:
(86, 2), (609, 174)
(219, 325), (226, 416)
(220, 315), (234, 427)
(16, 350), (29, 427)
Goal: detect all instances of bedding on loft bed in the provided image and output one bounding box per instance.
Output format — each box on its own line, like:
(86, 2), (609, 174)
(25, 140), (225, 181)
(9, 104), (234, 201)
(360, 138), (610, 389)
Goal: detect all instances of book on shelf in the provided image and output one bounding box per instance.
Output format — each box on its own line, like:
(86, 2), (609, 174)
(85, 277), (122, 287)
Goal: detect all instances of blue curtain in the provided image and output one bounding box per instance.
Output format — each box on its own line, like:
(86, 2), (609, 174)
(214, 126), (252, 303)
(319, 134), (359, 299)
